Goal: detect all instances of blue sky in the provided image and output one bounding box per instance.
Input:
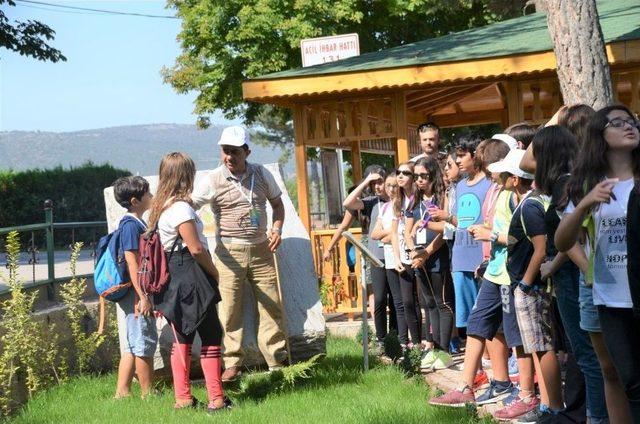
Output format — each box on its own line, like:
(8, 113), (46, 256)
(1, 1), (233, 132)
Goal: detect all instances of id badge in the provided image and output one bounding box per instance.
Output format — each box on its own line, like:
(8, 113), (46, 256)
(416, 228), (427, 245)
(249, 207), (260, 226)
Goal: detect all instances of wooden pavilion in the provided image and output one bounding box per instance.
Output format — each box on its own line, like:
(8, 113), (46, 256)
(243, 0), (640, 314)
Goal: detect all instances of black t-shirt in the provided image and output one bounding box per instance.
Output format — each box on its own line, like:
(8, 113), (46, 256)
(544, 175), (569, 257)
(405, 198), (450, 272)
(507, 193), (547, 285)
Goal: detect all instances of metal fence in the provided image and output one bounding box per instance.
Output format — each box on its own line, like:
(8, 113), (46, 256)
(0, 199), (107, 299)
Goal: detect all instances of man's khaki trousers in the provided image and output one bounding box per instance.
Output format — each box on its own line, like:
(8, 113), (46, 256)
(214, 240), (287, 368)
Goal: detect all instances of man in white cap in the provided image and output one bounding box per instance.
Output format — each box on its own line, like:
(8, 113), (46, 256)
(192, 125), (287, 382)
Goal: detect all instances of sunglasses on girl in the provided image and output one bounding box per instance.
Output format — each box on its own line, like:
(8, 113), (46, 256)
(395, 169), (413, 177)
(414, 172), (430, 180)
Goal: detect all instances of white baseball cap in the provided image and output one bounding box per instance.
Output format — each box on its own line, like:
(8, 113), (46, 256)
(492, 133), (518, 151)
(218, 126), (250, 147)
(487, 149), (534, 179)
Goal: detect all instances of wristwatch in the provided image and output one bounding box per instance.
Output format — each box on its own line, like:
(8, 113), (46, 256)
(517, 280), (536, 293)
(489, 230), (499, 242)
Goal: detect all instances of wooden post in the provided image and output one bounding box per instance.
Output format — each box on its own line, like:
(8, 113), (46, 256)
(504, 81), (524, 126)
(351, 139), (362, 184)
(293, 105), (311, 232)
(394, 91), (409, 164)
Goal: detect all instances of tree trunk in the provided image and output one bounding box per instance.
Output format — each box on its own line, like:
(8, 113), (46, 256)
(544, 0), (613, 109)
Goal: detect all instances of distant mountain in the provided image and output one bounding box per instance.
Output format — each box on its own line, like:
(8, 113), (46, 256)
(0, 124), (293, 176)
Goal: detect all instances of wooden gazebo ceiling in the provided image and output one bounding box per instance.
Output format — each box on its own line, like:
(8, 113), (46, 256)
(404, 80), (565, 126)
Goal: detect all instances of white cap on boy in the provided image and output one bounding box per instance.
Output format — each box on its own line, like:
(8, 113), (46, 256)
(218, 126), (250, 147)
(492, 133), (518, 151)
(487, 149), (534, 179)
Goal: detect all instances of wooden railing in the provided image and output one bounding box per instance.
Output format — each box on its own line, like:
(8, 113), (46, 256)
(310, 228), (364, 314)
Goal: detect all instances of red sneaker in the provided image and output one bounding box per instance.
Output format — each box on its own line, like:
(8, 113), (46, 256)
(492, 395), (539, 421)
(473, 370), (489, 390)
(429, 388), (475, 407)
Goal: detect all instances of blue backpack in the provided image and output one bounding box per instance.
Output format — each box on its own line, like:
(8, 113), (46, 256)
(93, 217), (134, 302)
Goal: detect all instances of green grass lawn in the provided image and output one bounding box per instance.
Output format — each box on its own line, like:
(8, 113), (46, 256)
(10, 337), (490, 424)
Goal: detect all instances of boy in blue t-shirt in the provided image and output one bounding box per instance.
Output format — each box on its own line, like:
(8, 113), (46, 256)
(112, 176), (157, 399)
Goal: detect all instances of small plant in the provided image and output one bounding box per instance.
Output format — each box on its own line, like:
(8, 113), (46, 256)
(60, 242), (105, 374)
(400, 345), (423, 375)
(0, 231), (60, 414)
(355, 323), (374, 347)
(234, 354), (323, 401)
(382, 330), (402, 362)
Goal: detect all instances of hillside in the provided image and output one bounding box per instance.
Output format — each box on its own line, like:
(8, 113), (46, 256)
(0, 124), (293, 176)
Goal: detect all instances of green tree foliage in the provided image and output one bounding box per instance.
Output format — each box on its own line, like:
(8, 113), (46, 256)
(0, 162), (130, 228)
(0, 0), (66, 62)
(164, 0), (526, 129)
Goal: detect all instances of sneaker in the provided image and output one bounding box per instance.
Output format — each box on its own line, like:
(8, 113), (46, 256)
(517, 406), (556, 424)
(429, 387), (475, 407)
(221, 366), (242, 382)
(420, 349), (436, 369)
(473, 369), (490, 390)
(501, 385), (520, 406)
(432, 351), (453, 370)
(475, 380), (513, 405)
(492, 395), (539, 421)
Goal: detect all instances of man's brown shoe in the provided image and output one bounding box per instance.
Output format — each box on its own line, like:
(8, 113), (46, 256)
(221, 366), (242, 382)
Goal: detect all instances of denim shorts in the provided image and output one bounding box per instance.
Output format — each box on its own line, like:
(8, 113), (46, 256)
(116, 290), (158, 358)
(452, 271), (479, 327)
(467, 278), (504, 341)
(579, 274), (601, 333)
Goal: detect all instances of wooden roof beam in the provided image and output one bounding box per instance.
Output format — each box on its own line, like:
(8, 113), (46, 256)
(407, 85), (480, 109)
(419, 84), (492, 115)
(406, 87), (454, 107)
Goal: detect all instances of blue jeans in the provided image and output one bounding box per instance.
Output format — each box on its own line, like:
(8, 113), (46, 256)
(553, 264), (608, 420)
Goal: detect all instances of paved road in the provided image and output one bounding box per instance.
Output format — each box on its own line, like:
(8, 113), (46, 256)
(0, 250), (95, 291)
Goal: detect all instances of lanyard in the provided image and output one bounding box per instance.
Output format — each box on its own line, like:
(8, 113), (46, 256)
(230, 172), (255, 205)
(419, 198), (433, 229)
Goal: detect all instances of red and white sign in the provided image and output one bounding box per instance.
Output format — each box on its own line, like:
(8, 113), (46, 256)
(300, 33), (360, 67)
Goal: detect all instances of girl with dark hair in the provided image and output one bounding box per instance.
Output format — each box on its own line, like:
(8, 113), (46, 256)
(404, 157), (453, 369)
(389, 162), (422, 348)
(372, 173), (410, 347)
(537, 118), (615, 423)
(556, 104), (640, 421)
(343, 165), (398, 352)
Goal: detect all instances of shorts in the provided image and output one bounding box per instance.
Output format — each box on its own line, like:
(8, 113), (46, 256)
(514, 285), (554, 354)
(452, 271), (479, 327)
(579, 274), (601, 333)
(502, 283), (522, 348)
(467, 278), (504, 341)
(116, 290), (158, 358)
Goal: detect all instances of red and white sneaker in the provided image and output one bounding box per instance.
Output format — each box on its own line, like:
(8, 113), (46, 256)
(429, 387), (475, 407)
(492, 395), (539, 421)
(473, 369), (490, 390)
